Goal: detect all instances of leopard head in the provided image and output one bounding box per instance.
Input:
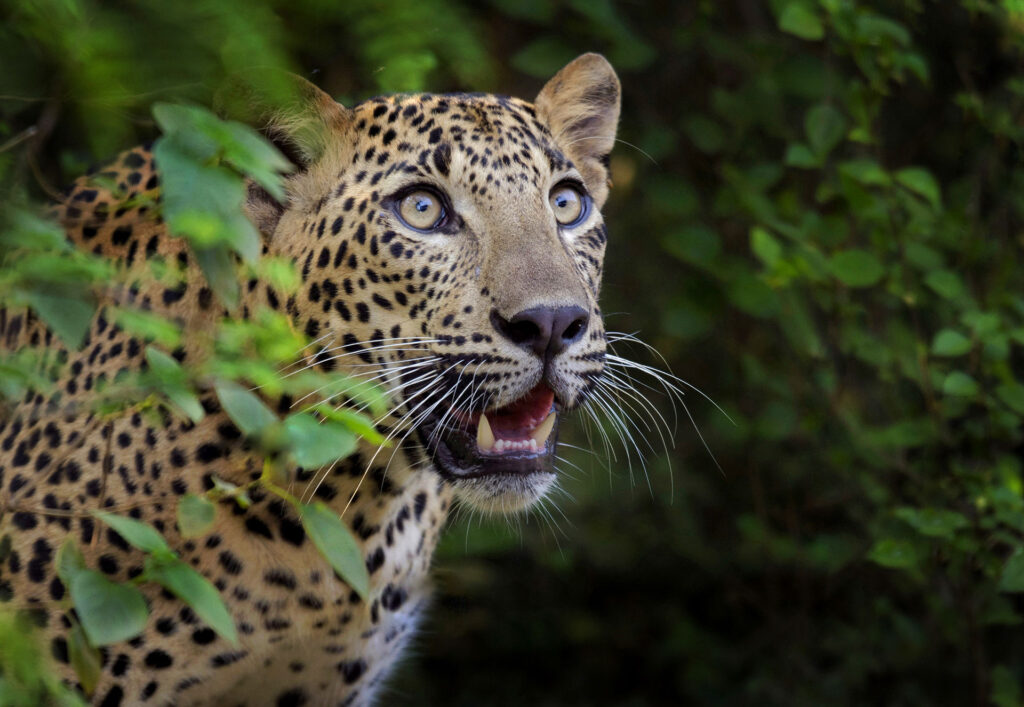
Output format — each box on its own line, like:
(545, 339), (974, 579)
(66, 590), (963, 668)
(243, 55), (620, 513)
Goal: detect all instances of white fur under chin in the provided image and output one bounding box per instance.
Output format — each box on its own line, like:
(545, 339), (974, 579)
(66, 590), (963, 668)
(451, 472), (556, 514)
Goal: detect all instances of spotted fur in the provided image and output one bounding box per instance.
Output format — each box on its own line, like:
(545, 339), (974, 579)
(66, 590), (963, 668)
(0, 54), (620, 706)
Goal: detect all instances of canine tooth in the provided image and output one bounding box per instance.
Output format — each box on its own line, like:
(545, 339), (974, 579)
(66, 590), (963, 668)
(477, 414), (495, 451)
(531, 411), (556, 446)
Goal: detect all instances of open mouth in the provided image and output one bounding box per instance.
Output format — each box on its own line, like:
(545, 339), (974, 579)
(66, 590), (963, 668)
(422, 383), (559, 480)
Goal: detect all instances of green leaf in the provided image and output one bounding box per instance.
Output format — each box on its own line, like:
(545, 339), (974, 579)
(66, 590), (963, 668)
(145, 347), (204, 423)
(931, 329), (972, 357)
(216, 121), (292, 202)
(56, 538), (87, 585)
(155, 136), (260, 259)
(299, 501), (370, 600)
(682, 114), (726, 154)
(962, 310), (1000, 336)
(750, 227), (782, 268)
(827, 249), (885, 287)
(153, 103), (291, 202)
(924, 270), (967, 300)
(999, 549), (1024, 592)
(177, 494), (217, 538)
(111, 307), (182, 349)
(23, 291), (96, 349)
(996, 382), (1024, 415)
(727, 274), (780, 318)
(867, 538), (919, 570)
(144, 557), (238, 644)
(315, 406), (388, 446)
(69, 570), (149, 645)
(0, 210), (68, 251)
(894, 507), (969, 539)
(259, 257), (301, 294)
(863, 418), (937, 449)
(92, 511), (171, 555)
(778, 4), (824, 40)
(838, 159), (890, 186)
(904, 242), (944, 271)
(511, 36), (578, 78)
(896, 167), (941, 209)
(805, 103), (846, 156)
(284, 413), (358, 469)
(662, 224), (721, 266)
(942, 371), (980, 397)
(784, 143), (820, 168)
(68, 619), (101, 697)
(193, 245), (241, 310)
(214, 380), (278, 437)
(992, 665), (1023, 707)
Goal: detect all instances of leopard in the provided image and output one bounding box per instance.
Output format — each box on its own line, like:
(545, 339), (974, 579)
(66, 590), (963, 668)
(0, 53), (620, 706)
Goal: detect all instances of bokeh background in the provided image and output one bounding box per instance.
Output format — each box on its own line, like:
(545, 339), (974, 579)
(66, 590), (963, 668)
(3, 0), (1024, 705)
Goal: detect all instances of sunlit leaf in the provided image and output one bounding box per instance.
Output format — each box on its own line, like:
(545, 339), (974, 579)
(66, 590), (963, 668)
(778, 4), (824, 40)
(145, 347), (204, 422)
(69, 571), (149, 646)
(284, 413), (358, 469)
(942, 371), (980, 397)
(92, 511), (171, 556)
(316, 406), (388, 446)
(750, 227), (783, 268)
(299, 501), (369, 600)
(111, 307), (182, 348)
(896, 167), (941, 209)
(144, 556), (238, 644)
(214, 379), (278, 437)
(931, 329), (972, 357)
(177, 494), (217, 538)
(925, 270), (967, 300)
(22, 291), (95, 349)
(56, 538), (87, 586)
(68, 619), (101, 697)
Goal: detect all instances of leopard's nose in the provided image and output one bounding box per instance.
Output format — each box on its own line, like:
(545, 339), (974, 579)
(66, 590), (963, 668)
(490, 305), (590, 362)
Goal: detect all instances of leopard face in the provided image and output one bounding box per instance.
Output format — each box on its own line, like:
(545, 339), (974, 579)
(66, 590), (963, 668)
(253, 54), (620, 513)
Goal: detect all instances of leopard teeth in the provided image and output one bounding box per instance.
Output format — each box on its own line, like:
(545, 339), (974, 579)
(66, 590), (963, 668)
(477, 413), (495, 451)
(530, 411), (556, 446)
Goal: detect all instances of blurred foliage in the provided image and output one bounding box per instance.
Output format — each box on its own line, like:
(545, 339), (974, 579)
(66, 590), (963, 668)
(2, 0), (1024, 705)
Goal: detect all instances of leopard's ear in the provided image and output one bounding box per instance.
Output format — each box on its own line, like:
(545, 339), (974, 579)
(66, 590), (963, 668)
(217, 71), (351, 168)
(535, 53), (620, 207)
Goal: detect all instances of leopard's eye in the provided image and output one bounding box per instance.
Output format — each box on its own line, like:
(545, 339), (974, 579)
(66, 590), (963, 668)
(549, 184), (587, 226)
(397, 190), (446, 232)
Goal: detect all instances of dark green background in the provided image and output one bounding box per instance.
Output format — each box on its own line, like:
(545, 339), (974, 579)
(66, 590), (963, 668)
(3, 1), (1024, 705)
